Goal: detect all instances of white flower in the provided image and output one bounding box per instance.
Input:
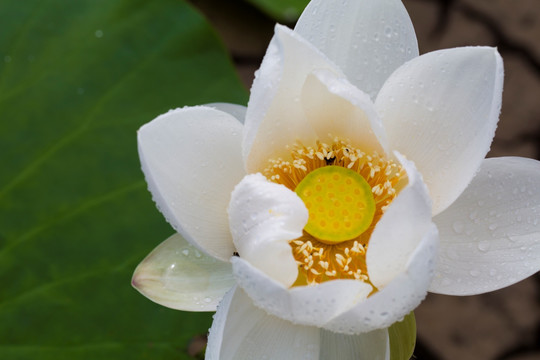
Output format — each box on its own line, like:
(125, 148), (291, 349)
(132, 0), (540, 358)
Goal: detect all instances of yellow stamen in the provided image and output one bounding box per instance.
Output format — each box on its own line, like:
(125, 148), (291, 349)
(264, 139), (407, 286)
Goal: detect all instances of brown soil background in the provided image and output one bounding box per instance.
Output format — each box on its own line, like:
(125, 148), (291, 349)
(189, 1), (540, 359)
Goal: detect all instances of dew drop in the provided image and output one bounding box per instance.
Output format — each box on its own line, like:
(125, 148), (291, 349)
(452, 221), (465, 234)
(384, 26), (392, 38)
(95, 29), (104, 38)
(478, 240), (491, 252)
(469, 269), (480, 277)
(182, 249), (189, 256)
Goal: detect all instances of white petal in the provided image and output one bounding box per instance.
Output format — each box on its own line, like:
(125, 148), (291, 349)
(295, 0), (419, 100)
(131, 233), (235, 311)
(324, 224), (438, 334)
(138, 106), (245, 260)
(430, 157), (540, 295)
(232, 257), (373, 330)
(206, 286), (321, 360)
(243, 25), (344, 172)
(376, 47), (504, 215)
(205, 287), (235, 360)
(208, 288), (390, 360)
(367, 153), (433, 288)
(319, 328), (390, 360)
(205, 102), (247, 124)
(228, 174), (307, 287)
(301, 69), (387, 153)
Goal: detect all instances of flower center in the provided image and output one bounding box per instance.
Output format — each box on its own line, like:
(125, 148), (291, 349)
(265, 139), (407, 286)
(294, 166), (375, 244)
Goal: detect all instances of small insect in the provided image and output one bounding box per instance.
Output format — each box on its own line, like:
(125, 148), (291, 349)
(325, 156), (336, 165)
(233, 251), (240, 257)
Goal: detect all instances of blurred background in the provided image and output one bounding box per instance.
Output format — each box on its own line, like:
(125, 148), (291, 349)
(0, 0), (538, 359)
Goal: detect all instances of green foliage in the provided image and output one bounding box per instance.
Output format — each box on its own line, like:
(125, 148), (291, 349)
(0, 0), (247, 358)
(244, 0), (310, 22)
(389, 313), (417, 360)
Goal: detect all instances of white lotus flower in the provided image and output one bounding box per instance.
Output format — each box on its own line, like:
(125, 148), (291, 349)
(132, 0), (540, 358)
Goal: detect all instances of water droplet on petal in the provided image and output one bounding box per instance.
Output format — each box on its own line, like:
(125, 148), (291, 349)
(452, 221), (465, 234)
(478, 240), (491, 252)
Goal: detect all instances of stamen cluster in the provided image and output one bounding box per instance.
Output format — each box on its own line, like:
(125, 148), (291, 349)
(264, 139), (407, 286)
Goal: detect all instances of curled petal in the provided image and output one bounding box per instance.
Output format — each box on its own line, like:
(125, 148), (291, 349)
(228, 174), (307, 287)
(132, 233), (235, 311)
(243, 25), (344, 172)
(367, 152), (433, 288)
(301, 69), (387, 154)
(324, 224), (438, 334)
(295, 0), (419, 100)
(431, 157), (540, 295)
(376, 47), (504, 215)
(138, 106), (245, 260)
(232, 257), (372, 331)
(207, 287), (390, 360)
(206, 286), (320, 360)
